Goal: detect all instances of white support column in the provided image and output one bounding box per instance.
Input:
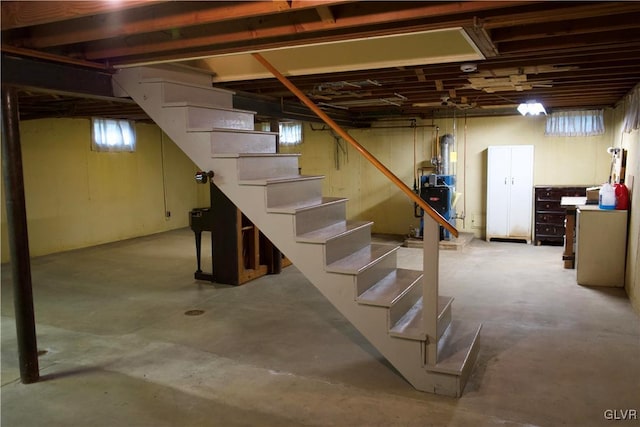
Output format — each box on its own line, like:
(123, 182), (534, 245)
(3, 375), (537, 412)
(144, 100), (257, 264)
(423, 219), (439, 365)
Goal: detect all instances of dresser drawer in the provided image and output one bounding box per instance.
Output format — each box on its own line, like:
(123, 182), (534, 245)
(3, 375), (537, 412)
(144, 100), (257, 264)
(536, 223), (565, 237)
(536, 188), (564, 201)
(536, 200), (564, 212)
(536, 212), (566, 225)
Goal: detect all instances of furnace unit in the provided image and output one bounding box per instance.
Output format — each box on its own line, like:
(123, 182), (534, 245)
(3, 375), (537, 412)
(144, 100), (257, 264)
(415, 133), (457, 240)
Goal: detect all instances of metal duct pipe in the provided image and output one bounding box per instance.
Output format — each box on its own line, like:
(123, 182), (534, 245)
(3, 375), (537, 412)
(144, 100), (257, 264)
(439, 133), (454, 176)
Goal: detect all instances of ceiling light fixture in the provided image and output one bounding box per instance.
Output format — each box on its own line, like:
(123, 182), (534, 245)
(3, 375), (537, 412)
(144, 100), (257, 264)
(517, 101), (546, 116)
(460, 63), (477, 73)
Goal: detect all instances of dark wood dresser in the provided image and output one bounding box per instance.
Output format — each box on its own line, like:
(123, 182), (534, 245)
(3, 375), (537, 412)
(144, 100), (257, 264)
(534, 186), (588, 246)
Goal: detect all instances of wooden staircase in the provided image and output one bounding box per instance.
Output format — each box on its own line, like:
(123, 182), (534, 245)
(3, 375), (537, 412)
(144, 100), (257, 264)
(113, 65), (481, 397)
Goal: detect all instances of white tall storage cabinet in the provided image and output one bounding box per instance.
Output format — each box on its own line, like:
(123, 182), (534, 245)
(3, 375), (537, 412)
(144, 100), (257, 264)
(486, 145), (534, 242)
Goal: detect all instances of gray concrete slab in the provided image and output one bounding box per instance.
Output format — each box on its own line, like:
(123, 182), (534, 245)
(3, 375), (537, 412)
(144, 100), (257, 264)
(2, 228), (639, 426)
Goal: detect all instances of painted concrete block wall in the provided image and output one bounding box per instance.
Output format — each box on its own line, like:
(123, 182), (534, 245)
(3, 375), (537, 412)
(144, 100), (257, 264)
(1, 118), (208, 263)
(612, 105), (639, 314)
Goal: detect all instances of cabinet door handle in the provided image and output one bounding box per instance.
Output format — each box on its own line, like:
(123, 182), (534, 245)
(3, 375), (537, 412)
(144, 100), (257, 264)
(504, 177), (507, 185)
(512, 177), (515, 185)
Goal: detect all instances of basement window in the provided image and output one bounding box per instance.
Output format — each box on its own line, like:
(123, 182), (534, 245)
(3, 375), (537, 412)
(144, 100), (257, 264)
(544, 109), (604, 137)
(279, 121), (303, 146)
(91, 117), (136, 152)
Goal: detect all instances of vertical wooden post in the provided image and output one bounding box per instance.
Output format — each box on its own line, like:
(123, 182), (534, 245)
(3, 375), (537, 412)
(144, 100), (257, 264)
(423, 219), (439, 365)
(1, 85), (40, 384)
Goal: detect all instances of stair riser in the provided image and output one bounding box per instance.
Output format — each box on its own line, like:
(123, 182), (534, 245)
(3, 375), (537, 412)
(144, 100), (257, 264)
(161, 82), (233, 108)
(210, 131), (277, 154)
(430, 372), (463, 398)
(266, 179), (323, 209)
(238, 156), (300, 180)
(158, 111), (218, 172)
(388, 280), (422, 326)
(325, 226), (372, 266)
(437, 302), (452, 340)
(457, 331), (481, 398)
(182, 105), (254, 130)
(295, 201), (346, 236)
(355, 250), (397, 296)
(426, 328), (481, 397)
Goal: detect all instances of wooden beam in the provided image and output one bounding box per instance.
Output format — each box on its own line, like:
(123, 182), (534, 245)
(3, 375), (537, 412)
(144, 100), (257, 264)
(19, 0), (319, 49)
(315, 6), (336, 24)
(81, 1), (523, 61)
(464, 19), (499, 57)
(0, 0), (163, 30)
(498, 29), (640, 54)
(491, 13), (640, 43)
(482, 2), (640, 29)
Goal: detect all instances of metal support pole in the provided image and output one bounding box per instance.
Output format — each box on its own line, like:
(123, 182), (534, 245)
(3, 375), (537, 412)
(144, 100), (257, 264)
(1, 85), (40, 384)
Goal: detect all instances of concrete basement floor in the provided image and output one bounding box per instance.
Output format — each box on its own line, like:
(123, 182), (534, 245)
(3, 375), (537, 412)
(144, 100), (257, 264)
(1, 228), (639, 427)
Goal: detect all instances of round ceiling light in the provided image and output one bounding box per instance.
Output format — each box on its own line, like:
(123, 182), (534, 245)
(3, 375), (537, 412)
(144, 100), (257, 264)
(460, 63), (477, 73)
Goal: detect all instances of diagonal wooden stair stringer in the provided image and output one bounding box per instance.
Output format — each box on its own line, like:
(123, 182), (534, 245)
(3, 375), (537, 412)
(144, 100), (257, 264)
(112, 65), (481, 397)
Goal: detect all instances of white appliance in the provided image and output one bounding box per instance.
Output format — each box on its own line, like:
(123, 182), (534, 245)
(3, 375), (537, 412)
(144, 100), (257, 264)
(486, 145), (534, 242)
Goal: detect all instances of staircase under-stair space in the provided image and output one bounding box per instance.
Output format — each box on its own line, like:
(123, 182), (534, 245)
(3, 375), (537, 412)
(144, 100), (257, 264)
(113, 65), (481, 397)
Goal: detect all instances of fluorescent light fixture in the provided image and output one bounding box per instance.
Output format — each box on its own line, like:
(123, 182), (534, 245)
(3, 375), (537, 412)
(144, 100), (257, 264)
(517, 101), (546, 116)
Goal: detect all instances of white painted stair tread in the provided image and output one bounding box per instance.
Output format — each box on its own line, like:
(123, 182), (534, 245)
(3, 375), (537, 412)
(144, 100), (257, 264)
(161, 100), (255, 114)
(357, 269), (422, 307)
(326, 244), (398, 274)
(187, 127), (278, 135)
(428, 321), (482, 376)
(213, 153), (300, 160)
(389, 296), (454, 340)
(238, 153), (300, 158)
(239, 175), (324, 186)
(212, 153), (300, 159)
(269, 196), (346, 214)
(297, 220), (372, 243)
(295, 196), (346, 211)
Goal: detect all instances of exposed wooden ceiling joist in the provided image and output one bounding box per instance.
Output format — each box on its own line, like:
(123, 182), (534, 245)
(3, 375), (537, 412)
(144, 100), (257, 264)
(482, 2), (640, 29)
(0, 0), (162, 30)
(1, 1), (639, 122)
(18, 1), (339, 49)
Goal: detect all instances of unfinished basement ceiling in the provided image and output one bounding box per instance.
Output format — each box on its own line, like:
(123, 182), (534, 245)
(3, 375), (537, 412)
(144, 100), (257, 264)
(2, 1), (640, 123)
